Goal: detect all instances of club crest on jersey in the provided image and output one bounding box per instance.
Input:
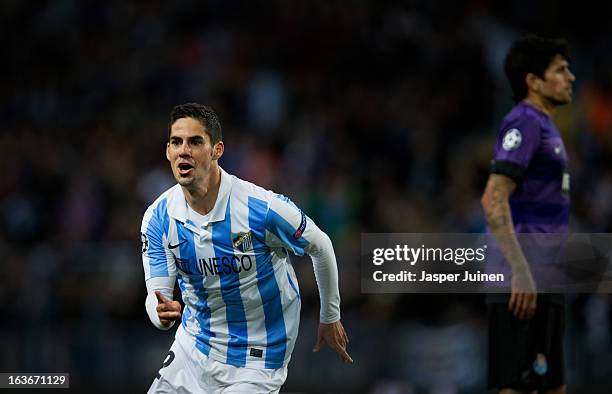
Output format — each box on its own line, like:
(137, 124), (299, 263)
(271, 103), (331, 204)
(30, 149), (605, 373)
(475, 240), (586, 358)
(502, 128), (522, 151)
(232, 231), (253, 253)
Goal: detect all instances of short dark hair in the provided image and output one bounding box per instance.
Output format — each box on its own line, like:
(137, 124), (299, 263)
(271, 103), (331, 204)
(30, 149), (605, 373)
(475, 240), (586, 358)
(169, 103), (222, 143)
(504, 34), (570, 103)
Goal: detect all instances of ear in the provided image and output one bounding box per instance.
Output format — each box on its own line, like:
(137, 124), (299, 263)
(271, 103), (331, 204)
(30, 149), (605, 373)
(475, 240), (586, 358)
(166, 142), (171, 162)
(212, 141), (224, 161)
(526, 73), (541, 92)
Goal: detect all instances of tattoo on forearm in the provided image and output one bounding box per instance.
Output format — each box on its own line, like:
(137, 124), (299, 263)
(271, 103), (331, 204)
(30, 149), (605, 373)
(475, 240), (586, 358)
(484, 183), (512, 231)
(482, 176), (529, 271)
(488, 214), (508, 229)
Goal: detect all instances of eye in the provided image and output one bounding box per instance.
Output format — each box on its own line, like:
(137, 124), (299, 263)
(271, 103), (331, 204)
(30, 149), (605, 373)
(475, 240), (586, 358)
(170, 139), (181, 147)
(557, 64), (570, 74)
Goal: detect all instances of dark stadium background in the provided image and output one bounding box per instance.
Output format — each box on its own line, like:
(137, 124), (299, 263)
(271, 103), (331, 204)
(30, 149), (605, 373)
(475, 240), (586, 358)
(2, 1), (612, 393)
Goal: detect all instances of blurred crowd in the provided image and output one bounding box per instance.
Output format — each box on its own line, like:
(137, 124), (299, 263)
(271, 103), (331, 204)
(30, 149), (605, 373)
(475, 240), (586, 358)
(1, 1), (612, 392)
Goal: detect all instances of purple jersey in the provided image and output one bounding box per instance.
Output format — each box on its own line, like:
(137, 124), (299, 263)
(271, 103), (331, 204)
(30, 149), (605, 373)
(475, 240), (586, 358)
(491, 102), (570, 234)
(486, 102), (570, 295)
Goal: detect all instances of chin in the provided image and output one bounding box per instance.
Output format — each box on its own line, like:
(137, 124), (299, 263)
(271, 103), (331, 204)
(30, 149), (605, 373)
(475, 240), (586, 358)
(550, 96), (571, 107)
(176, 176), (194, 186)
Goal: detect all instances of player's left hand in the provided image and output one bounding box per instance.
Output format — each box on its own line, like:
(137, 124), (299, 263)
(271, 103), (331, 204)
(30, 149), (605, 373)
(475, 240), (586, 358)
(313, 320), (353, 363)
(509, 267), (537, 320)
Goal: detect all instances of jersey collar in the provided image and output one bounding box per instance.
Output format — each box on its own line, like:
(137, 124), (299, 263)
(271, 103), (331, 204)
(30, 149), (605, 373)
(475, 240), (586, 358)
(166, 166), (233, 227)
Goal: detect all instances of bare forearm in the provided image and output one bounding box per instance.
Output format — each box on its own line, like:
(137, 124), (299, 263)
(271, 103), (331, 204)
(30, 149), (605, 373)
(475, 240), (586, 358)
(482, 177), (530, 272)
(486, 209), (530, 272)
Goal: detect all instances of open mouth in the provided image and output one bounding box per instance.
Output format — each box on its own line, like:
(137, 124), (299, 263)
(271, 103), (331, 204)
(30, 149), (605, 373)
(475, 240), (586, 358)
(177, 162), (194, 176)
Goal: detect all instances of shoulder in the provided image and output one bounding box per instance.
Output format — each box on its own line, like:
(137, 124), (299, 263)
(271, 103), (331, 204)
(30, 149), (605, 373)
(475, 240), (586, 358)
(501, 103), (545, 131)
(498, 104), (545, 149)
(228, 172), (276, 205)
(142, 184), (180, 223)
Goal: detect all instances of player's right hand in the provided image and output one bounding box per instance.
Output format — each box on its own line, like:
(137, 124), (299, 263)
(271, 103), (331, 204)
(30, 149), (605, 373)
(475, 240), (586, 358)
(509, 268), (537, 320)
(155, 291), (182, 328)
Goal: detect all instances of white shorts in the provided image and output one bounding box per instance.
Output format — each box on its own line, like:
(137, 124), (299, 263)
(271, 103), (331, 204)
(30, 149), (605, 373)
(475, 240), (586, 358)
(147, 338), (288, 394)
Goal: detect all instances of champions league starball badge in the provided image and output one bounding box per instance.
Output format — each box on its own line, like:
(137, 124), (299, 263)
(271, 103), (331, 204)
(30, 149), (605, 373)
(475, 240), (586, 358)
(141, 232), (149, 254)
(502, 128), (522, 151)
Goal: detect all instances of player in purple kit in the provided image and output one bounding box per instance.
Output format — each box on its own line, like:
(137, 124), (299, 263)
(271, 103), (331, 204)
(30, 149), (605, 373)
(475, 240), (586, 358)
(481, 35), (575, 393)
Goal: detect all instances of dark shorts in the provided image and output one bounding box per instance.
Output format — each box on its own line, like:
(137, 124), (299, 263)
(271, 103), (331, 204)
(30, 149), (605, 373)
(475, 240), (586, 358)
(488, 296), (565, 391)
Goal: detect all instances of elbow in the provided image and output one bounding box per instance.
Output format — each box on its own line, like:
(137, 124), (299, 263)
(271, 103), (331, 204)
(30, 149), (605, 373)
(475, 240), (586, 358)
(321, 231), (333, 248)
(307, 228), (335, 260)
(318, 231), (335, 256)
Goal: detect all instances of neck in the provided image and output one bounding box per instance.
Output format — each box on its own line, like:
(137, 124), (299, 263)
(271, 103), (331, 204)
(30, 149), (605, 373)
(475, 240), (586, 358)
(182, 165), (221, 216)
(524, 94), (555, 117)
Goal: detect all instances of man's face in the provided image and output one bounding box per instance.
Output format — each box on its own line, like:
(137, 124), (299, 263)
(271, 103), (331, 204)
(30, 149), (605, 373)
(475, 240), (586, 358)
(166, 117), (222, 188)
(538, 54), (576, 106)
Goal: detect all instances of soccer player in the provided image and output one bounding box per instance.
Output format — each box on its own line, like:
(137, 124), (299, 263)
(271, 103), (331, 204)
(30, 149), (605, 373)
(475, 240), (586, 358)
(141, 103), (352, 393)
(481, 35), (575, 394)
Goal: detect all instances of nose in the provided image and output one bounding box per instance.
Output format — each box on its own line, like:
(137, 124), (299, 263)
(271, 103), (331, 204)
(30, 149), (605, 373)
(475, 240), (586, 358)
(567, 69), (576, 82)
(178, 141), (191, 156)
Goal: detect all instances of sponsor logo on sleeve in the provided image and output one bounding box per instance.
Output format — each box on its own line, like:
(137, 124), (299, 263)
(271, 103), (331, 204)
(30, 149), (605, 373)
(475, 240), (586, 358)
(502, 128), (522, 151)
(293, 211), (307, 239)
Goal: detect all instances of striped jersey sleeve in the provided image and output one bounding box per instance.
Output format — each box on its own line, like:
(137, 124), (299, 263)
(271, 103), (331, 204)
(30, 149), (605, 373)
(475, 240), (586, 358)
(263, 195), (313, 255)
(141, 197), (176, 281)
(264, 194), (341, 323)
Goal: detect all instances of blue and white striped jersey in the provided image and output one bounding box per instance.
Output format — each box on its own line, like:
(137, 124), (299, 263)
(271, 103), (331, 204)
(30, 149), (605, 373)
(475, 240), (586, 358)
(141, 168), (339, 369)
